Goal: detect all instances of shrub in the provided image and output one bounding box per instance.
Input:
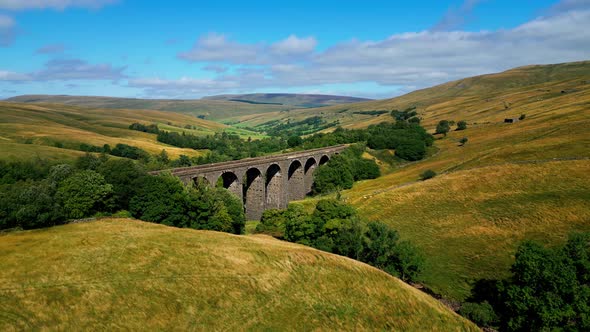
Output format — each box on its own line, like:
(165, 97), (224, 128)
(459, 137), (468, 146)
(110, 143), (150, 161)
(420, 170), (437, 180)
(519, 114), (526, 120)
(459, 302), (498, 328)
(256, 209), (288, 238)
(456, 120), (467, 131)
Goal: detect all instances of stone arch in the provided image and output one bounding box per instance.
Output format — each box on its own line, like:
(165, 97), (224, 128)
(319, 155), (330, 165)
(244, 167), (264, 220)
(303, 157), (317, 195)
(265, 163), (284, 210)
(288, 160), (305, 201)
(218, 171), (242, 200)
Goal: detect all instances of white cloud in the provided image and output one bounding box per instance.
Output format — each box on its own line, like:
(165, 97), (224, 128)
(144, 5), (590, 97)
(271, 35), (317, 55)
(179, 33), (317, 65)
(0, 0), (117, 10)
(178, 33), (261, 64)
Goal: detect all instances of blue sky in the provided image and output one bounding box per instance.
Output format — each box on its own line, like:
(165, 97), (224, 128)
(0, 0), (589, 99)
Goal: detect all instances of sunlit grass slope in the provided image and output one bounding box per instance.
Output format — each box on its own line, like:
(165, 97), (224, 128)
(0, 219), (477, 331)
(239, 61), (590, 130)
(291, 61), (590, 301)
(0, 101), (248, 161)
(5, 95), (293, 122)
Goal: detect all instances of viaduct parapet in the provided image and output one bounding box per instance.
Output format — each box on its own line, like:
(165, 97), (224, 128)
(153, 145), (347, 220)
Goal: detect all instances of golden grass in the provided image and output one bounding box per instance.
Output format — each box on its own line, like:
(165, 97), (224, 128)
(287, 61), (590, 300)
(0, 102), (233, 160)
(0, 219), (477, 331)
(6, 95), (293, 122)
(353, 161), (590, 299)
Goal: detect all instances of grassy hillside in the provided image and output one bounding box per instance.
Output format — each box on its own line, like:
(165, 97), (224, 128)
(0, 219), (477, 331)
(5, 95), (294, 122)
(203, 93), (371, 107)
(0, 102), (242, 161)
(290, 61), (590, 300)
(238, 61), (590, 131)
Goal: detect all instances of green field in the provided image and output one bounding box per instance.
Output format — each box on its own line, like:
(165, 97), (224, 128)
(287, 61), (590, 300)
(0, 102), (264, 161)
(5, 95), (294, 122)
(0, 219), (477, 331)
(237, 61), (590, 132)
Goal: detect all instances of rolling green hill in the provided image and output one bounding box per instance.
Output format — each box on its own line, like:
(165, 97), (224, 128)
(0, 101), (263, 161)
(289, 61), (590, 300)
(4, 95), (294, 122)
(236, 61), (590, 131)
(203, 93), (371, 107)
(0, 219), (477, 331)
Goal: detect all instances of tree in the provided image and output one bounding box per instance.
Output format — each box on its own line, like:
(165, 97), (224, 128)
(351, 158), (380, 180)
(456, 120), (467, 131)
(57, 170), (114, 219)
(256, 209), (289, 238)
(129, 174), (187, 226)
(98, 159), (147, 211)
(519, 114), (526, 120)
(502, 239), (587, 331)
(459, 137), (468, 146)
(287, 135), (303, 148)
(420, 170), (437, 181)
(395, 140), (426, 161)
(312, 155), (354, 194)
(435, 120), (451, 136)
(157, 149), (169, 164)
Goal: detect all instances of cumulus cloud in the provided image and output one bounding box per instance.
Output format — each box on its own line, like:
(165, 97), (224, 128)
(0, 14), (15, 46)
(271, 35), (317, 55)
(0, 0), (117, 10)
(139, 5), (590, 98)
(35, 43), (66, 54)
(0, 58), (126, 82)
(548, 0), (590, 14)
(179, 33), (317, 65)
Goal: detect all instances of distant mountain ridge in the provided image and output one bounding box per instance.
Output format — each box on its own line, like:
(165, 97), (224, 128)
(4, 93), (370, 121)
(202, 93), (372, 107)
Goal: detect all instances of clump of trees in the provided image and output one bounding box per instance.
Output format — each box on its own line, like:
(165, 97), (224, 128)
(255, 199), (424, 282)
(461, 233), (590, 331)
(366, 122), (434, 161)
(0, 155), (245, 234)
(312, 145), (380, 194)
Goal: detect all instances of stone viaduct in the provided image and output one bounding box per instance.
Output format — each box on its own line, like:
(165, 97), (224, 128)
(155, 145), (347, 220)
